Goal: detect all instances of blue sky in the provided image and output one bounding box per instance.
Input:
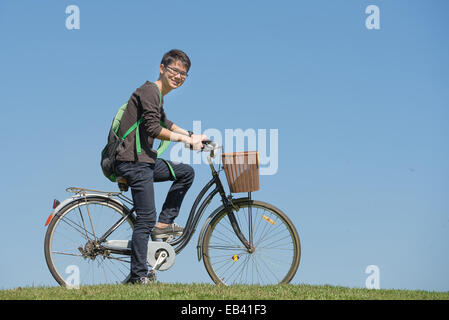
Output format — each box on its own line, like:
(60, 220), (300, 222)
(0, 0), (448, 292)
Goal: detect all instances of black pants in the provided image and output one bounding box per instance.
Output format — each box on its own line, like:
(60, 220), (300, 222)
(115, 159), (195, 281)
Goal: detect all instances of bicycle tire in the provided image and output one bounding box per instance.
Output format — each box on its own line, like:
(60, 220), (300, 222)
(44, 196), (135, 287)
(202, 199), (301, 285)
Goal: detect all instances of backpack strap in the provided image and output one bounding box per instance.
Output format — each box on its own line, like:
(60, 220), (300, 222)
(160, 159), (177, 181)
(157, 121), (170, 156)
(122, 117), (144, 154)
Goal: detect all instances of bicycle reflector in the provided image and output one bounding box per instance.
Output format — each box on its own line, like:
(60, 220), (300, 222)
(45, 199), (60, 227)
(45, 213), (53, 227)
(262, 215), (275, 225)
(53, 199), (60, 209)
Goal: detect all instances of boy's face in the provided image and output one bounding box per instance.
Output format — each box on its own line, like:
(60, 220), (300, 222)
(160, 60), (188, 90)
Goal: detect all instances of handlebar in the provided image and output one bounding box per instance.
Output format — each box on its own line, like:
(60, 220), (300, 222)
(201, 139), (219, 155)
(185, 139), (220, 167)
(186, 139), (217, 151)
(201, 139), (214, 148)
(200, 140), (221, 169)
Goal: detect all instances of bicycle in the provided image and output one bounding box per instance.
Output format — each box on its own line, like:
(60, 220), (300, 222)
(44, 141), (301, 287)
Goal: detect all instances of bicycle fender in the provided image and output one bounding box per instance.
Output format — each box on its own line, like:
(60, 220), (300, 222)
(196, 204), (225, 261)
(44, 194), (126, 227)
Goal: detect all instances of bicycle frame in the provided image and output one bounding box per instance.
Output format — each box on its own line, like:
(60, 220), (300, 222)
(97, 148), (253, 256)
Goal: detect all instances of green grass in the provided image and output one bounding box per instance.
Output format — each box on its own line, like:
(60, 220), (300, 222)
(1, 283), (448, 300)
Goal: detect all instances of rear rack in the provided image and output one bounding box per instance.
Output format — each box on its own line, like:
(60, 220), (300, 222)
(66, 187), (134, 206)
(66, 187), (122, 197)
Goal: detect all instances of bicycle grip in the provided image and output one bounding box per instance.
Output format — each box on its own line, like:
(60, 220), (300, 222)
(184, 139), (213, 150)
(202, 139), (213, 145)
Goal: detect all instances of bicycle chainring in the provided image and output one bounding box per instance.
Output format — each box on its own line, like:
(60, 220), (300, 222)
(146, 241), (176, 271)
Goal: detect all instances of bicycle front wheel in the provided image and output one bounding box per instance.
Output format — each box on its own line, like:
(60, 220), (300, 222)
(202, 199), (301, 285)
(44, 196), (135, 287)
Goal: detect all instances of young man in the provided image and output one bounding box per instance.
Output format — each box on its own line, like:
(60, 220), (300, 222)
(114, 49), (208, 284)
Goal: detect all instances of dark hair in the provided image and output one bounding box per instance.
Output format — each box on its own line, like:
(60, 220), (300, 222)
(161, 49), (191, 72)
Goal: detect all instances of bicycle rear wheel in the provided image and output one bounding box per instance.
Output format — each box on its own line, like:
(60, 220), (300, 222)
(44, 196), (134, 287)
(202, 199), (301, 285)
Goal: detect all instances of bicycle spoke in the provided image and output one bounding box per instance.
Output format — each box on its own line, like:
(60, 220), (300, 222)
(52, 251), (83, 257)
(59, 215), (94, 241)
(77, 205), (91, 241)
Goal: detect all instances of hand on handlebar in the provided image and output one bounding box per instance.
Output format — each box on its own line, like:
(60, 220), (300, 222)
(186, 134), (209, 150)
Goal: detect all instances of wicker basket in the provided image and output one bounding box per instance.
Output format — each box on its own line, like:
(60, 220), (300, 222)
(221, 151), (260, 193)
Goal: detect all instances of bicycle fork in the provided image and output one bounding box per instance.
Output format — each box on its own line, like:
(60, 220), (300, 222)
(213, 165), (255, 253)
(224, 195), (255, 253)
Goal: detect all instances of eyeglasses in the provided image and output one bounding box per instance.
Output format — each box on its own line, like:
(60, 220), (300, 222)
(165, 66), (188, 78)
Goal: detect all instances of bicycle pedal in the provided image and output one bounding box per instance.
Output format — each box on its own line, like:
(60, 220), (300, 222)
(163, 235), (175, 242)
(147, 270), (157, 282)
(150, 234), (174, 242)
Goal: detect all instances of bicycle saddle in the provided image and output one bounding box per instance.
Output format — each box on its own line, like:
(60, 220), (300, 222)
(116, 176), (129, 192)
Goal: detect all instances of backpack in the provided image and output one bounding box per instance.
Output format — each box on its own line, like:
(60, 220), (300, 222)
(100, 102), (175, 183)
